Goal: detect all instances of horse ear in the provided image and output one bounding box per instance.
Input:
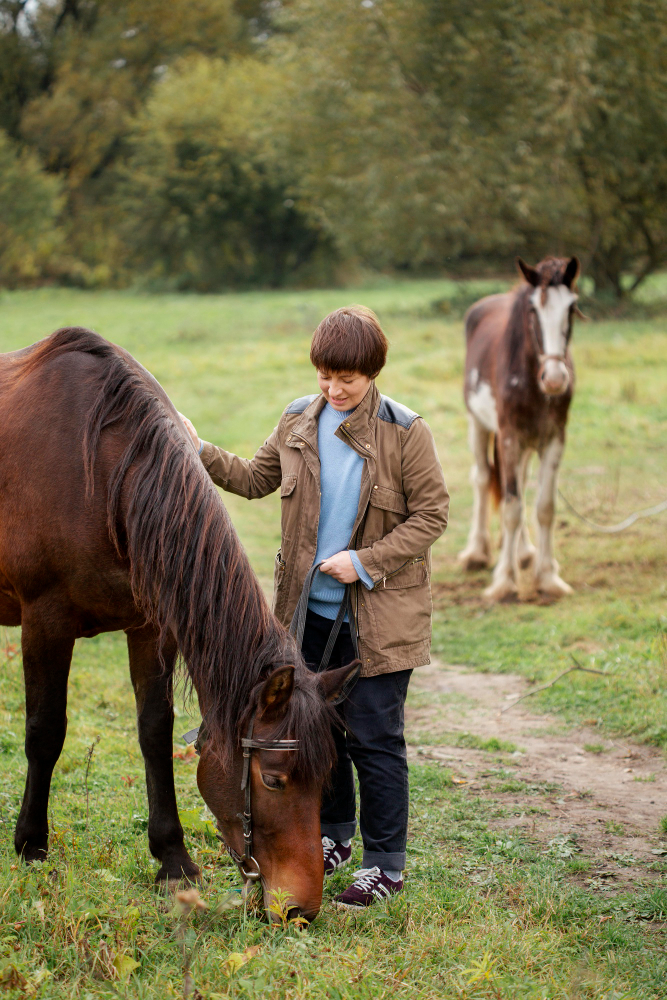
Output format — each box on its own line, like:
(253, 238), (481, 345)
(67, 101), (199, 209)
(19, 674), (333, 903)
(257, 665), (295, 722)
(563, 256), (580, 288)
(318, 660), (361, 706)
(517, 257), (539, 287)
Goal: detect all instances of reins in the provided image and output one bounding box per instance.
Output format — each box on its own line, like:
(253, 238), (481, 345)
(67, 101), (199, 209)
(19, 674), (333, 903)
(182, 560), (359, 891)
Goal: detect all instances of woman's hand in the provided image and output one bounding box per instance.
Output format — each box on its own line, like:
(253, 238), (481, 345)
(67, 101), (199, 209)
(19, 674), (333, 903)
(178, 412), (199, 449)
(320, 551), (360, 584)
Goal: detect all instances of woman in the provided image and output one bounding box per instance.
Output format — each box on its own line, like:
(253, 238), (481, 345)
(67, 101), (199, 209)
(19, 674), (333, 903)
(181, 305), (449, 909)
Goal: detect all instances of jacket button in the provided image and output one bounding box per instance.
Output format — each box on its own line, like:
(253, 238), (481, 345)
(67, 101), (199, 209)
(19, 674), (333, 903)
(365, 444), (371, 449)
(373, 485), (378, 489)
(345, 422), (350, 427)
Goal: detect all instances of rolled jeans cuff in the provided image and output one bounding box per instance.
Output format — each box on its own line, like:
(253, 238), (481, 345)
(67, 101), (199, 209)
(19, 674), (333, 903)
(321, 820), (356, 842)
(362, 849), (406, 872)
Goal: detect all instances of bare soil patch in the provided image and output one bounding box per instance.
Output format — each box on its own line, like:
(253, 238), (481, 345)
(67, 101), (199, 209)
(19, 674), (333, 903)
(407, 660), (667, 886)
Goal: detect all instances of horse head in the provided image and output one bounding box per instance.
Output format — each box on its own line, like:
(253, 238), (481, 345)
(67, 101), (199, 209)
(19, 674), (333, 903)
(196, 661), (358, 923)
(517, 256), (580, 396)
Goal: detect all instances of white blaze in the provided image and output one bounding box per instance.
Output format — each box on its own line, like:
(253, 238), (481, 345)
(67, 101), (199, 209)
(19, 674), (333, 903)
(530, 285), (578, 358)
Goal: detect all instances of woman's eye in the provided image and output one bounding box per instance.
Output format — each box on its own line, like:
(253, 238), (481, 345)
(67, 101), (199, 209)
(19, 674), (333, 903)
(261, 773), (285, 791)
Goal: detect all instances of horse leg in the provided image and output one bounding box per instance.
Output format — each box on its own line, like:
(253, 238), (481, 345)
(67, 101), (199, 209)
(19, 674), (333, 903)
(516, 450), (536, 572)
(485, 437), (523, 601)
(127, 625), (200, 883)
(534, 437), (572, 597)
(15, 607), (75, 862)
(458, 414), (493, 570)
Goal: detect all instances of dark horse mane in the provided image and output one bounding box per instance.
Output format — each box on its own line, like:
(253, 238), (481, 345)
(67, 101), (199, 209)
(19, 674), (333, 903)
(506, 257), (574, 370)
(22, 327), (335, 782)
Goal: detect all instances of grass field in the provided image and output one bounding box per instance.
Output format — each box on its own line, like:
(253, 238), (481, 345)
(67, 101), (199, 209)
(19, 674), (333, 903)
(1, 278), (666, 998)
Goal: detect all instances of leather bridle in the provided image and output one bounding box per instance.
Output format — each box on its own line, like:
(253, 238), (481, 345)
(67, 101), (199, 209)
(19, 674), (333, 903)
(183, 711), (299, 891)
(227, 712), (299, 887)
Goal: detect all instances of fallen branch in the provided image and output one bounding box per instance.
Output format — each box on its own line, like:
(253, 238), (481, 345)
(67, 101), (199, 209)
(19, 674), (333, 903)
(500, 655), (608, 714)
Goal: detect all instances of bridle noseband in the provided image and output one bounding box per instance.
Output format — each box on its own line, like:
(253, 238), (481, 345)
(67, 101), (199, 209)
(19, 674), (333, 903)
(183, 711), (299, 890)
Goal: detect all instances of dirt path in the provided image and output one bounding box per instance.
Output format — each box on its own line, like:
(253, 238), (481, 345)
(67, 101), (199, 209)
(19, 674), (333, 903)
(406, 661), (667, 884)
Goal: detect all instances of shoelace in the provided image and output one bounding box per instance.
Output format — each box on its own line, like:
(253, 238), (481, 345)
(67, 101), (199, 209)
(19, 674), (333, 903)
(349, 866), (383, 891)
(322, 836), (336, 857)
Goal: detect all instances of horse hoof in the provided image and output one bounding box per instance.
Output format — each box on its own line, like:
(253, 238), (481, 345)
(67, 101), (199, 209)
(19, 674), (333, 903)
(537, 575), (573, 597)
(17, 844), (48, 865)
(458, 548), (491, 571)
(484, 579), (517, 602)
(155, 862), (201, 887)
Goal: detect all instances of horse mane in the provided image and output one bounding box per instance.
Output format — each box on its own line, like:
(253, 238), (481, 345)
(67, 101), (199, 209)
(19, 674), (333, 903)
(22, 327), (335, 782)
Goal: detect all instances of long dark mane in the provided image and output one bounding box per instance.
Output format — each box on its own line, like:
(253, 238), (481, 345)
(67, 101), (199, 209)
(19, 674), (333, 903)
(23, 327), (335, 781)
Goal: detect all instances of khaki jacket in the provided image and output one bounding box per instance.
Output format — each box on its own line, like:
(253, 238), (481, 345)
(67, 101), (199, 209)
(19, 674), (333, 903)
(199, 382), (449, 676)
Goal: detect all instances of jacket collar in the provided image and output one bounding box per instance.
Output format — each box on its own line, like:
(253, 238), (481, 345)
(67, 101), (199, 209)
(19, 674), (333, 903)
(290, 382), (381, 457)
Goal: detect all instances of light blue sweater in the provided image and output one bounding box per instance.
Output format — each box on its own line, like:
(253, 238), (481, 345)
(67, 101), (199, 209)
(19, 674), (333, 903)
(308, 403), (374, 620)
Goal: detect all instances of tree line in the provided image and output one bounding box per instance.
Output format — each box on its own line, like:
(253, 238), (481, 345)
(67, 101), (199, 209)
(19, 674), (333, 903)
(1, 0), (665, 295)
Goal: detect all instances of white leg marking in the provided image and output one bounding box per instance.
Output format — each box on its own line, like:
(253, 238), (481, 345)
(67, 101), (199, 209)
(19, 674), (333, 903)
(485, 492), (522, 601)
(534, 437), (572, 596)
(459, 415), (492, 569)
(516, 450), (536, 572)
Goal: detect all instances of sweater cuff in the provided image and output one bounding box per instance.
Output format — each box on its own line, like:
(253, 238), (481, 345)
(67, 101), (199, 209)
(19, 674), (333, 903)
(198, 440), (216, 468)
(350, 551), (374, 590)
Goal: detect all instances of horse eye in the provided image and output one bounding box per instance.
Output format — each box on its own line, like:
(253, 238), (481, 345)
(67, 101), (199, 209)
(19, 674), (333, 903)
(260, 773), (286, 791)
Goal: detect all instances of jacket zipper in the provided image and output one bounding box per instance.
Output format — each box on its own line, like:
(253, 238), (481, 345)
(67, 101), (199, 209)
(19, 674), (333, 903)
(378, 555), (425, 589)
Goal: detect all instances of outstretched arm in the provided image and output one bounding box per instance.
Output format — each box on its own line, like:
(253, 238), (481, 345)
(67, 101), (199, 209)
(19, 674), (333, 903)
(178, 412), (282, 500)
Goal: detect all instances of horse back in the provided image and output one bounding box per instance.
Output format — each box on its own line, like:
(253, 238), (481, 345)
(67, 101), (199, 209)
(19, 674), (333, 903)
(0, 337), (139, 626)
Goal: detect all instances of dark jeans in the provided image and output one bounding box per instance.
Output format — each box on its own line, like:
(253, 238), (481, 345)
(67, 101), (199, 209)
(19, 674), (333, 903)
(301, 608), (412, 871)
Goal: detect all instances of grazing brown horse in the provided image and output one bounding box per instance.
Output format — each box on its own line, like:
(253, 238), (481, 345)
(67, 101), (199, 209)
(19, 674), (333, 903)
(458, 256), (580, 601)
(0, 327), (356, 921)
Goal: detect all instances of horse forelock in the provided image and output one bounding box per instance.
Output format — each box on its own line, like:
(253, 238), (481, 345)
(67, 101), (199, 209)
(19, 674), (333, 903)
(25, 327), (333, 780)
(534, 257), (574, 289)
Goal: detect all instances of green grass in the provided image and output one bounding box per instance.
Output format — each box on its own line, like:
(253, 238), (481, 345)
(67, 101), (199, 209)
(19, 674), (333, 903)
(1, 279), (667, 996)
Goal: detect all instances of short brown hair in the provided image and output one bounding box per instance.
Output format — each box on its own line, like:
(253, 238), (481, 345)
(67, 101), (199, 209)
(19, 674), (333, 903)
(310, 306), (388, 379)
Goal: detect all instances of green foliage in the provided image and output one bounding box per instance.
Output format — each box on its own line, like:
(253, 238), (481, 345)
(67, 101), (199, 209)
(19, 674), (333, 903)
(0, 130), (63, 286)
(2, 0), (667, 290)
(123, 56), (331, 290)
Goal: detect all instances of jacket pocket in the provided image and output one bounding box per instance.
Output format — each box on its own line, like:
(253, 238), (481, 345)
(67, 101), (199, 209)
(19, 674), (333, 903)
(281, 475), (297, 498)
(369, 484), (408, 515)
(364, 483), (409, 544)
(280, 475), (297, 542)
(380, 556), (426, 590)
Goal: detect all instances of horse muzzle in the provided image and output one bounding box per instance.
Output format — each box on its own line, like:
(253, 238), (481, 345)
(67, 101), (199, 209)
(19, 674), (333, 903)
(538, 358), (570, 396)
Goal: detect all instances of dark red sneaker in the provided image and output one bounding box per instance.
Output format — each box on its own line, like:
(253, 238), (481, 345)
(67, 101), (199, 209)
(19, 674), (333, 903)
(322, 836), (352, 876)
(333, 866), (403, 909)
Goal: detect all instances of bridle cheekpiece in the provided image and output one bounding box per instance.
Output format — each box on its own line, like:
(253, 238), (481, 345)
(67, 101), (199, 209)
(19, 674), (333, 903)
(183, 710), (299, 889)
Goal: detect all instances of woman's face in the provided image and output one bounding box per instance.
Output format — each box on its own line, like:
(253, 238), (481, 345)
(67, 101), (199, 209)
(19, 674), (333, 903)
(316, 369), (371, 412)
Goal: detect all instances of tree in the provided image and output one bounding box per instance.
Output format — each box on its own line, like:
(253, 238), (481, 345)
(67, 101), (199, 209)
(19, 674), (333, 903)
(0, 129), (63, 286)
(270, 0), (667, 294)
(122, 55), (330, 289)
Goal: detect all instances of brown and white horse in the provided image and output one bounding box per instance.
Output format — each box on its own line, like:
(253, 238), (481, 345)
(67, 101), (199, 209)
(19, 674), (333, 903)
(458, 256), (580, 600)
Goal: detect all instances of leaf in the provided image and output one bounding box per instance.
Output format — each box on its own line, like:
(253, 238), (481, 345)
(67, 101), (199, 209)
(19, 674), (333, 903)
(113, 954), (140, 979)
(33, 899), (45, 923)
(178, 808), (218, 837)
(222, 946), (260, 976)
(94, 868), (121, 882)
